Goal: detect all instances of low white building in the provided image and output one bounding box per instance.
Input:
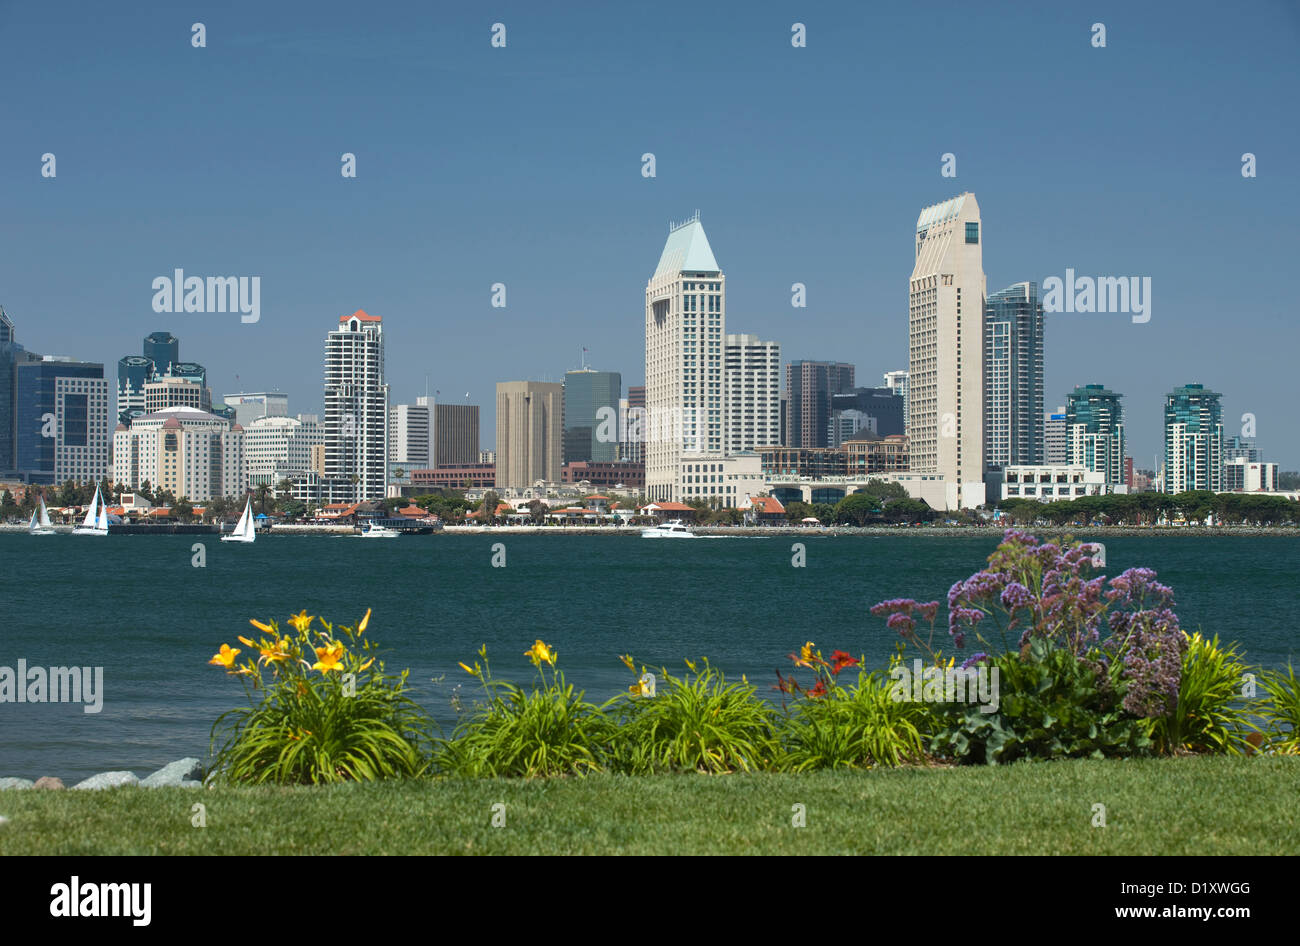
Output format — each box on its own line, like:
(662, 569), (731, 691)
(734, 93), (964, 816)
(999, 464), (1120, 502)
(1223, 458), (1278, 493)
(113, 406), (245, 502)
(245, 414), (325, 488)
(677, 452), (764, 508)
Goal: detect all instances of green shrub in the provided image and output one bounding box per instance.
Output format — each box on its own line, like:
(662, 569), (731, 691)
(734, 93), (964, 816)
(1260, 663), (1300, 754)
(931, 639), (1153, 764)
(436, 642), (614, 777)
(608, 659), (780, 774)
(779, 663), (932, 771)
(208, 609), (432, 785)
(1149, 632), (1256, 755)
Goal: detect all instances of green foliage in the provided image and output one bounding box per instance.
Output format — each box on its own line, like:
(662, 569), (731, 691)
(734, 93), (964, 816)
(931, 641), (1153, 764)
(208, 611), (433, 785)
(780, 664), (931, 771)
(833, 492), (879, 526)
(1149, 632), (1256, 754)
(1260, 663), (1300, 754)
(436, 647), (614, 777)
(608, 660), (781, 774)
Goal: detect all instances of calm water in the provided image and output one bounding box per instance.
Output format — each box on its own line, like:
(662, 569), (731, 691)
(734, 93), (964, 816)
(1, 532), (1296, 781)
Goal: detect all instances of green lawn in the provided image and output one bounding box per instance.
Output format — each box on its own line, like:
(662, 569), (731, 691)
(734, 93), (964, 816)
(0, 756), (1294, 855)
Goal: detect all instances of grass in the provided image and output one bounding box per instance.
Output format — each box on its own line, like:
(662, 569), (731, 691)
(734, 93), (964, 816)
(0, 756), (1295, 855)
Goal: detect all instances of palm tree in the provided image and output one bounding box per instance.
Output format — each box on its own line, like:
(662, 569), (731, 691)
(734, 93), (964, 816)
(254, 483), (273, 516)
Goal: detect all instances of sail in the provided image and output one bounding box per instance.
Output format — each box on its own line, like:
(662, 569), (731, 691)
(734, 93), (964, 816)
(235, 499), (254, 539)
(38, 497), (52, 529)
(28, 507), (39, 532)
(96, 497), (109, 531)
(80, 488), (100, 530)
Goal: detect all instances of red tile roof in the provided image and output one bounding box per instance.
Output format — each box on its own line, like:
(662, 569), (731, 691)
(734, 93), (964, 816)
(750, 496), (785, 514)
(340, 309), (381, 323)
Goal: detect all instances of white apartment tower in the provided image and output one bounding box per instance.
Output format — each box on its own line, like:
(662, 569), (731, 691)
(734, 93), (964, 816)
(883, 369), (910, 431)
(389, 402), (432, 468)
(723, 334), (780, 453)
(324, 309), (389, 502)
(645, 213), (724, 502)
(908, 194), (986, 508)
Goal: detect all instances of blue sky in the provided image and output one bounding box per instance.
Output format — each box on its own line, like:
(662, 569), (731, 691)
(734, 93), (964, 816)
(4, 0), (1298, 467)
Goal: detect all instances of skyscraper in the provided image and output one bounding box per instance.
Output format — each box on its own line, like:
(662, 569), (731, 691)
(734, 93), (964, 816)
(620, 385), (646, 464)
(563, 368), (621, 464)
(784, 361), (855, 448)
(984, 281), (1045, 471)
(909, 193), (986, 506)
(496, 381), (563, 489)
(1044, 406), (1068, 464)
(1065, 384), (1126, 485)
(883, 369), (910, 430)
(142, 332), (179, 377)
(419, 398), (480, 467)
(0, 306), (25, 474)
(723, 334), (780, 452)
(389, 402), (432, 468)
(1163, 383), (1223, 493)
(324, 310), (389, 501)
(16, 356), (110, 485)
(645, 212), (724, 501)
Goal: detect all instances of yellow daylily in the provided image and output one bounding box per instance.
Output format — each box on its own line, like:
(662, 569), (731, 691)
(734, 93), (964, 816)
(619, 654), (635, 671)
(249, 618), (274, 634)
(311, 641), (347, 674)
(358, 608), (372, 634)
(629, 677), (652, 697)
(459, 661), (480, 677)
(288, 610), (314, 633)
(524, 639), (556, 667)
(359, 658), (374, 672)
(259, 640), (292, 664)
(685, 658), (697, 673)
(208, 644), (241, 668)
(237, 635), (255, 647)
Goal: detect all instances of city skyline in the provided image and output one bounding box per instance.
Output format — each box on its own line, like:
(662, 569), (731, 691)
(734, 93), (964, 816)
(3, 2), (1298, 469)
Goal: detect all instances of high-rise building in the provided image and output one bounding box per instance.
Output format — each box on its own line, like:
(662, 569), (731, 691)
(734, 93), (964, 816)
(245, 414), (325, 488)
(908, 193), (986, 507)
(389, 402), (432, 468)
(16, 356), (110, 485)
(827, 409), (876, 447)
(620, 385), (646, 464)
(645, 213), (724, 501)
(495, 381), (563, 489)
(142, 332), (179, 377)
(830, 387), (904, 437)
(419, 399), (480, 467)
(723, 334), (780, 452)
(1222, 435), (1260, 463)
(563, 368), (621, 464)
(0, 306), (29, 474)
(117, 356), (154, 423)
(883, 370), (910, 431)
(113, 406), (245, 501)
(224, 392), (289, 428)
(984, 281), (1045, 471)
(144, 376), (208, 414)
(1065, 384), (1125, 486)
(784, 361), (855, 449)
(324, 310), (389, 501)
(1044, 407), (1068, 464)
(1163, 384), (1223, 494)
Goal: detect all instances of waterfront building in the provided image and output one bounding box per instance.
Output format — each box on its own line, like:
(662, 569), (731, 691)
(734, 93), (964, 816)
(998, 464), (1111, 502)
(563, 368), (622, 464)
(676, 452), (763, 508)
(844, 433), (909, 476)
(323, 309), (390, 502)
(983, 281), (1045, 471)
(645, 212), (725, 501)
(1163, 383), (1223, 494)
(1065, 384), (1126, 486)
(495, 381), (563, 489)
(784, 361), (855, 449)
(15, 356), (110, 485)
(908, 193), (986, 508)
(723, 334), (781, 453)
(245, 414), (325, 488)
(112, 406), (245, 501)
(409, 464), (497, 492)
(0, 306), (31, 474)
(561, 460), (645, 489)
(1223, 458), (1278, 492)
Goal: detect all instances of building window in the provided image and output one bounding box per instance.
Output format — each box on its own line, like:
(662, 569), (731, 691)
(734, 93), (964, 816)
(965, 222), (979, 244)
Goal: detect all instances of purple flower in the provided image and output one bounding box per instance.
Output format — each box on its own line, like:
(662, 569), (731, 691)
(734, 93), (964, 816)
(960, 653), (990, 670)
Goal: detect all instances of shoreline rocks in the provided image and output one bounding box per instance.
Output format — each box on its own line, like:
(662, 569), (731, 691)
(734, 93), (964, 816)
(1, 759), (205, 791)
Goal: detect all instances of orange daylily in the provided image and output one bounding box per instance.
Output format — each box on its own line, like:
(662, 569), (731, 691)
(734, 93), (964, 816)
(208, 644), (241, 669)
(524, 639), (556, 667)
(311, 641), (347, 674)
(288, 610), (314, 633)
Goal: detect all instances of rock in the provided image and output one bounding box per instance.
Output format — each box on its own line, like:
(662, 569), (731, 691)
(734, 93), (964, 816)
(0, 778), (35, 791)
(32, 776), (65, 790)
(72, 771), (139, 791)
(140, 758), (204, 788)
(177, 779), (203, 790)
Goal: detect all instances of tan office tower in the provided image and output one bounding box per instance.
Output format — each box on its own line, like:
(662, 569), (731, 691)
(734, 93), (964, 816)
(909, 193), (986, 509)
(645, 212), (724, 502)
(495, 381), (563, 489)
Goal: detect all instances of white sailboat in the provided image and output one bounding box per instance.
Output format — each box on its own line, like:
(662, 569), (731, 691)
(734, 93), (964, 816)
(28, 496), (56, 535)
(222, 497), (256, 543)
(72, 485), (109, 536)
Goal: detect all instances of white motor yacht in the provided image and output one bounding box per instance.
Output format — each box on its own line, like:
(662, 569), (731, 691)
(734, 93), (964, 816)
(640, 519), (696, 539)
